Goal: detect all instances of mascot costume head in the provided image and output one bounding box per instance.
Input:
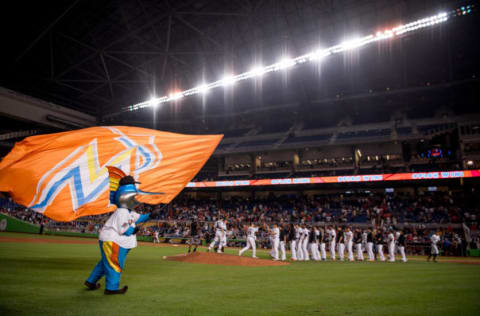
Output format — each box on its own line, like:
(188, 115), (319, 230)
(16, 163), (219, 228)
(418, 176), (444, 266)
(107, 166), (163, 210)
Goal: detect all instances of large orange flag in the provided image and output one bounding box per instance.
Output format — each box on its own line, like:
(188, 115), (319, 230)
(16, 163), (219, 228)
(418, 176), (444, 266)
(0, 126), (222, 221)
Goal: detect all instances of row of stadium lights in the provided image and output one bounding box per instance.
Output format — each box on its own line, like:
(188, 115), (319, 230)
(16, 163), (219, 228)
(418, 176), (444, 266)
(126, 6), (474, 112)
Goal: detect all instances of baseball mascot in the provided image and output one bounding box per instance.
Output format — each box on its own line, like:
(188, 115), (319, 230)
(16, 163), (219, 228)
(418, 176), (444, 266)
(84, 167), (162, 295)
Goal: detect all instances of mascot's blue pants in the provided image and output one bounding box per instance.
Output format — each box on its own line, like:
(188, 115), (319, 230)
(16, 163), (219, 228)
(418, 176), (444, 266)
(87, 240), (130, 291)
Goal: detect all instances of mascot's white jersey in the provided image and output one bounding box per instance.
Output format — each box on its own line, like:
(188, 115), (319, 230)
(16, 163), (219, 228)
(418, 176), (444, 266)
(99, 207), (140, 249)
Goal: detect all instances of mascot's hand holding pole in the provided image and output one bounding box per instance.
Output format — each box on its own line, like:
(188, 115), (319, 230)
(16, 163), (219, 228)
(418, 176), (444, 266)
(84, 167), (163, 295)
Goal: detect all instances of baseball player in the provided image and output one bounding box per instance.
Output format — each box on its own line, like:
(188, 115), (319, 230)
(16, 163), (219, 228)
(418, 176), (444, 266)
(288, 224), (297, 261)
(220, 223), (229, 252)
(427, 231), (441, 262)
(366, 228), (375, 261)
(302, 224), (310, 261)
(397, 230), (407, 262)
(375, 229), (386, 261)
(208, 217), (226, 253)
(362, 229), (368, 253)
(345, 226), (354, 262)
(153, 230), (160, 244)
(327, 225), (336, 261)
(296, 224), (305, 261)
(188, 218), (200, 253)
(268, 224), (281, 261)
(279, 224), (287, 261)
(387, 229), (396, 262)
(239, 223), (258, 258)
(336, 226), (345, 261)
(309, 226), (320, 261)
(319, 226), (327, 260)
(395, 231), (401, 255)
(354, 228), (364, 261)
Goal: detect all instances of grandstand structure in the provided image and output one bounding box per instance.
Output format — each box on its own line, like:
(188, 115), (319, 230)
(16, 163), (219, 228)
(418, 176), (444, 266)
(1, 0), (479, 187)
(196, 113), (480, 182)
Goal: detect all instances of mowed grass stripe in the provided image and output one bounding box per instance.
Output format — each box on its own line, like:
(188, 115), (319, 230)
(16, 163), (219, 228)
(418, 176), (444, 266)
(0, 234), (479, 316)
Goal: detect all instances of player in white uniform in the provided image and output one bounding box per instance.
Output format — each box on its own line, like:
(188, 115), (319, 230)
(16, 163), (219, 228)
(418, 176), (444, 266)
(297, 225), (305, 261)
(239, 224), (258, 258)
(395, 231), (401, 255)
(366, 228), (375, 261)
(310, 226), (321, 261)
(153, 230), (160, 243)
(327, 226), (336, 261)
(337, 227), (345, 261)
(267, 224), (281, 260)
(220, 225), (230, 251)
(427, 231), (441, 262)
(208, 218), (226, 253)
(302, 225), (310, 261)
(345, 226), (354, 262)
(319, 226), (327, 260)
(387, 230), (396, 262)
(375, 230), (386, 261)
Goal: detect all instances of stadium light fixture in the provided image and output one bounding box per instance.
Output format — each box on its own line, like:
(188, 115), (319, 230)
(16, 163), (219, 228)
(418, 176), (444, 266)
(196, 84), (210, 94)
(169, 92), (184, 101)
(275, 58), (296, 70)
(149, 97), (160, 107)
(308, 49), (331, 61)
(119, 7), (474, 114)
(249, 66), (265, 77)
(220, 75), (236, 86)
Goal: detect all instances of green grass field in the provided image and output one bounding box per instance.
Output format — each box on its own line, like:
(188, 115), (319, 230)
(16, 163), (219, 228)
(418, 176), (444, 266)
(1, 232), (479, 316)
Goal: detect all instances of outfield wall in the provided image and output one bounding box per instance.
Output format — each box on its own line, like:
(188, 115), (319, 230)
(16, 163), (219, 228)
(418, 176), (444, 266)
(0, 213), (40, 234)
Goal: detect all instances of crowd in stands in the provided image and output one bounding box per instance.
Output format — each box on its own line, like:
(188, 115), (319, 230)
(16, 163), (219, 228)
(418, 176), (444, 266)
(1, 190), (479, 255)
(159, 191), (479, 225)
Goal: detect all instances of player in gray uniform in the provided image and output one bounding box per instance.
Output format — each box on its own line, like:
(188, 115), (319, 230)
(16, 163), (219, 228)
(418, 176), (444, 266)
(427, 231), (441, 262)
(239, 223), (259, 258)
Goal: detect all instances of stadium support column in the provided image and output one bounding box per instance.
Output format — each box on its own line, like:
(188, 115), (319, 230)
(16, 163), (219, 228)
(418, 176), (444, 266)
(254, 154), (261, 177)
(249, 153), (255, 177)
(353, 147), (360, 174)
(293, 151), (300, 174)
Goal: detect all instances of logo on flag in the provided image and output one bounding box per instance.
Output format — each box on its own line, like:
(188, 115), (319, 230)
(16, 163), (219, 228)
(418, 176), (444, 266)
(0, 126), (222, 221)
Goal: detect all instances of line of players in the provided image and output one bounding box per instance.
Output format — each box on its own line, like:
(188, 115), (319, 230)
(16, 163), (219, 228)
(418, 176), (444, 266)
(238, 222), (441, 262)
(193, 217), (441, 262)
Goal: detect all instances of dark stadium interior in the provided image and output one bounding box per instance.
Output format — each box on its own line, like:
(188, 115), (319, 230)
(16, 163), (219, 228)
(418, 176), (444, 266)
(1, 0), (480, 182)
(1, 3), (480, 313)
(1, 0), (480, 180)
